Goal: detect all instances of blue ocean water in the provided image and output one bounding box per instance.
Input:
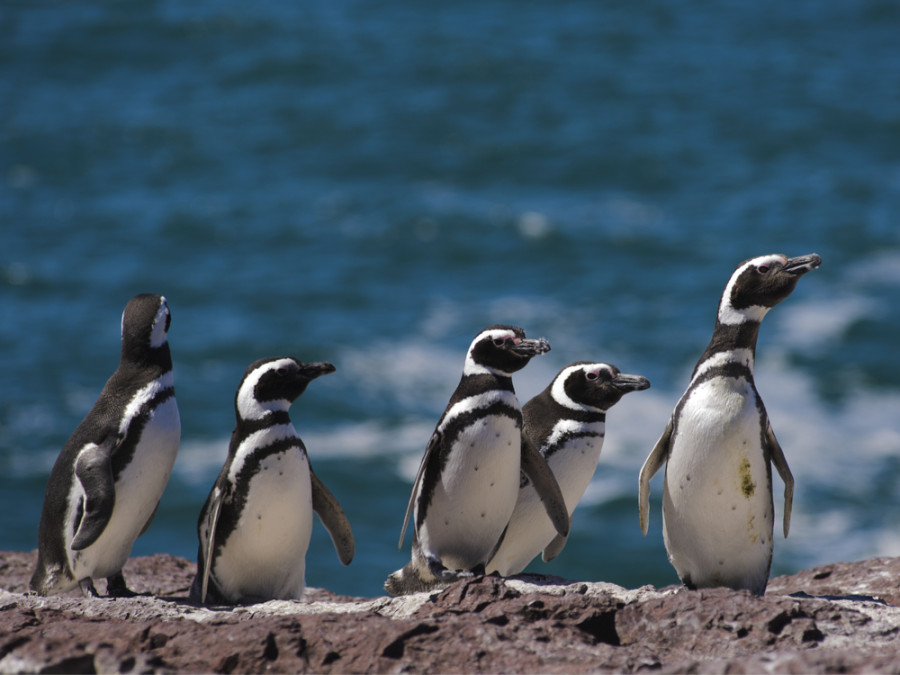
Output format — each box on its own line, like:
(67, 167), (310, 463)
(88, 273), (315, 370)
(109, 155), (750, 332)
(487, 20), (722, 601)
(2, 0), (899, 598)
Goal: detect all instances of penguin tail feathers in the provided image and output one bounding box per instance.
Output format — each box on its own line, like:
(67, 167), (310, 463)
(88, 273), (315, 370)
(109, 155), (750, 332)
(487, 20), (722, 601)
(383, 559), (444, 597)
(29, 556), (75, 597)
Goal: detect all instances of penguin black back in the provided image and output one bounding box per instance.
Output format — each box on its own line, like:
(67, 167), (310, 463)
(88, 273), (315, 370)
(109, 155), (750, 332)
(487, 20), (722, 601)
(32, 293), (180, 597)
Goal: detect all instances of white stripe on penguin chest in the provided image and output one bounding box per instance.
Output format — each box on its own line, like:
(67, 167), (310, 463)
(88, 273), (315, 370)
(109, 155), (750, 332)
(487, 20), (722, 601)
(424, 413), (522, 570)
(215, 445), (313, 599)
(663, 376), (773, 579)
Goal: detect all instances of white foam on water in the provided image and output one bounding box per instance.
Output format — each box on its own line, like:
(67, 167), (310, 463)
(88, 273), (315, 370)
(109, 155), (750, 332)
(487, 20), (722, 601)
(774, 296), (880, 353)
(845, 249), (900, 286)
(174, 419), (438, 488)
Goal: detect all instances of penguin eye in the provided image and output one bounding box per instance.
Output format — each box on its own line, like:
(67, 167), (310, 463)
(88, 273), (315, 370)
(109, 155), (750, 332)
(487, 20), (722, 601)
(585, 371), (600, 381)
(757, 265), (770, 274)
(275, 367), (289, 376)
(493, 338), (507, 347)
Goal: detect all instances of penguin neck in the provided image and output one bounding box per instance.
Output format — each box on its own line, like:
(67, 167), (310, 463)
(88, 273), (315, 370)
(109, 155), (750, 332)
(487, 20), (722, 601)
(120, 342), (173, 378)
(452, 372), (516, 403)
(236, 396), (294, 425)
(236, 409), (293, 435)
(551, 398), (607, 425)
(691, 319), (761, 382)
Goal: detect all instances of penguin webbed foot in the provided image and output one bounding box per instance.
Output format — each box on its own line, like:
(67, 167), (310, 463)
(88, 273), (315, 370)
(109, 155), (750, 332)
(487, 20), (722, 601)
(106, 571), (138, 598)
(188, 572), (230, 606)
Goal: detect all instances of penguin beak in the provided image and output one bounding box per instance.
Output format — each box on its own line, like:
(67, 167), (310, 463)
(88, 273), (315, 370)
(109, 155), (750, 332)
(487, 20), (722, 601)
(782, 253), (822, 276)
(612, 373), (651, 393)
(299, 362), (336, 380)
(510, 337), (551, 357)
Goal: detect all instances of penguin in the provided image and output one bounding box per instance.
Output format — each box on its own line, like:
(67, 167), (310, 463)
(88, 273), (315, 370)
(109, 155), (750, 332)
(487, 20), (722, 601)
(31, 293), (181, 597)
(190, 357), (354, 605)
(385, 324), (570, 596)
(486, 362), (650, 576)
(638, 253), (822, 595)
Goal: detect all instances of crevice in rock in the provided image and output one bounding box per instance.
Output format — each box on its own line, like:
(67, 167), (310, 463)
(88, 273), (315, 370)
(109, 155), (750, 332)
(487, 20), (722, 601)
(263, 632), (279, 661)
(217, 653), (240, 674)
(801, 624), (824, 643)
(382, 623), (439, 659)
(577, 610), (620, 646)
(0, 636), (30, 660)
(485, 614), (509, 626)
(39, 654), (96, 674)
(767, 610), (793, 635)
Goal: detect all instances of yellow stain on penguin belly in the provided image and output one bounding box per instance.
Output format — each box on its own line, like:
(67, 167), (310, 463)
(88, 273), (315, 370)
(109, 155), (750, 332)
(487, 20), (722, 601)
(738, 456), (756, 498)
(736, 456), (764, 545)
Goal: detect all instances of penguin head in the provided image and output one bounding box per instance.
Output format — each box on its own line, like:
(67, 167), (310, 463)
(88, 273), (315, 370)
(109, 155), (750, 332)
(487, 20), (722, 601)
(120, 294), (171, 362)
(552, 362), (651, 412)
(464, 324), (551, 377)
(235, 357), (336, 420)
(718, 253), (822, 325)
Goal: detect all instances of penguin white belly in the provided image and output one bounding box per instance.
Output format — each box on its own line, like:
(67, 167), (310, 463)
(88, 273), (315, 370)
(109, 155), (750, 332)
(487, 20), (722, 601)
(487, 428), (604, 576)
(419, 415), (521, 571)
(70, 396), (181, 581)
(662, 378), (773, 593)
(214, 451), (313, 601)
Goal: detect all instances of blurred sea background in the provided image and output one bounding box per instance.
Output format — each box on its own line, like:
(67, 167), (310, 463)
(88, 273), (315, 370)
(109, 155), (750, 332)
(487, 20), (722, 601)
(2, 0), (899, 598)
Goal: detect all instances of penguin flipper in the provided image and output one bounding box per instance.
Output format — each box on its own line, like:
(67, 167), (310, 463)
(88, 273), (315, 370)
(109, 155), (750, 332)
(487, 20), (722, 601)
(542, 515), (572, 562)
(310, 466), (355, 566)
(199, 486), (224, 604)
(520, 432), (570, 538)
(397, 430), (439, 550)
(70, 434), (122, 551)
(639, 418), (673, 536)
(765, 423), (794, 538)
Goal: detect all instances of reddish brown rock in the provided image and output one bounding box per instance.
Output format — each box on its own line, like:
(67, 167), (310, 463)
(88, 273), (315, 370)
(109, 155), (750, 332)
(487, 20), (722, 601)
(2, 551), (900, 673)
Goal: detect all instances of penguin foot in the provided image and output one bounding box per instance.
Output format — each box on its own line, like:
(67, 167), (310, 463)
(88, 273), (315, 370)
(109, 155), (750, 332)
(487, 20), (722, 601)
(79, 577), (99, 598)
(106, 571), (137, 598)
(432, 559), (485, 584)
(189, 572), (233, 606)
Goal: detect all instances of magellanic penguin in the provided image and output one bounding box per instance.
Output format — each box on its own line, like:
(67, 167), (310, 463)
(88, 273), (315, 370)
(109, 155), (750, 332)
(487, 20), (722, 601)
(31, 294), (181, 597)
(638, 253), (822, 595)
(486, 362), (650, 576)
(189, 357), (354, 605)
(385, 325), (570, 596)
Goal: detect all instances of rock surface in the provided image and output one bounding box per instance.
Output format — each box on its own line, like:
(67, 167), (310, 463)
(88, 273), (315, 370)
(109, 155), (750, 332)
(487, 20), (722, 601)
(2, 551), (900, 673)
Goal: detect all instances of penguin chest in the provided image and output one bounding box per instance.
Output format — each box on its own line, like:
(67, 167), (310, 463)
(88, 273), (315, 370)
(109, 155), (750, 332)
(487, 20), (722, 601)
(546, 422), (606, 513)
(663, 377), (773, 591)
(420, 414), (521, 570)
(70, 394), (181, 580)
(487, 423), (604, 576)
(214, 448), (313, 601)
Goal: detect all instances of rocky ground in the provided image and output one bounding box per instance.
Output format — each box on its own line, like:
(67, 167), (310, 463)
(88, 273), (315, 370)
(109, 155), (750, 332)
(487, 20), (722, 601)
(1, 551), (900, 673)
